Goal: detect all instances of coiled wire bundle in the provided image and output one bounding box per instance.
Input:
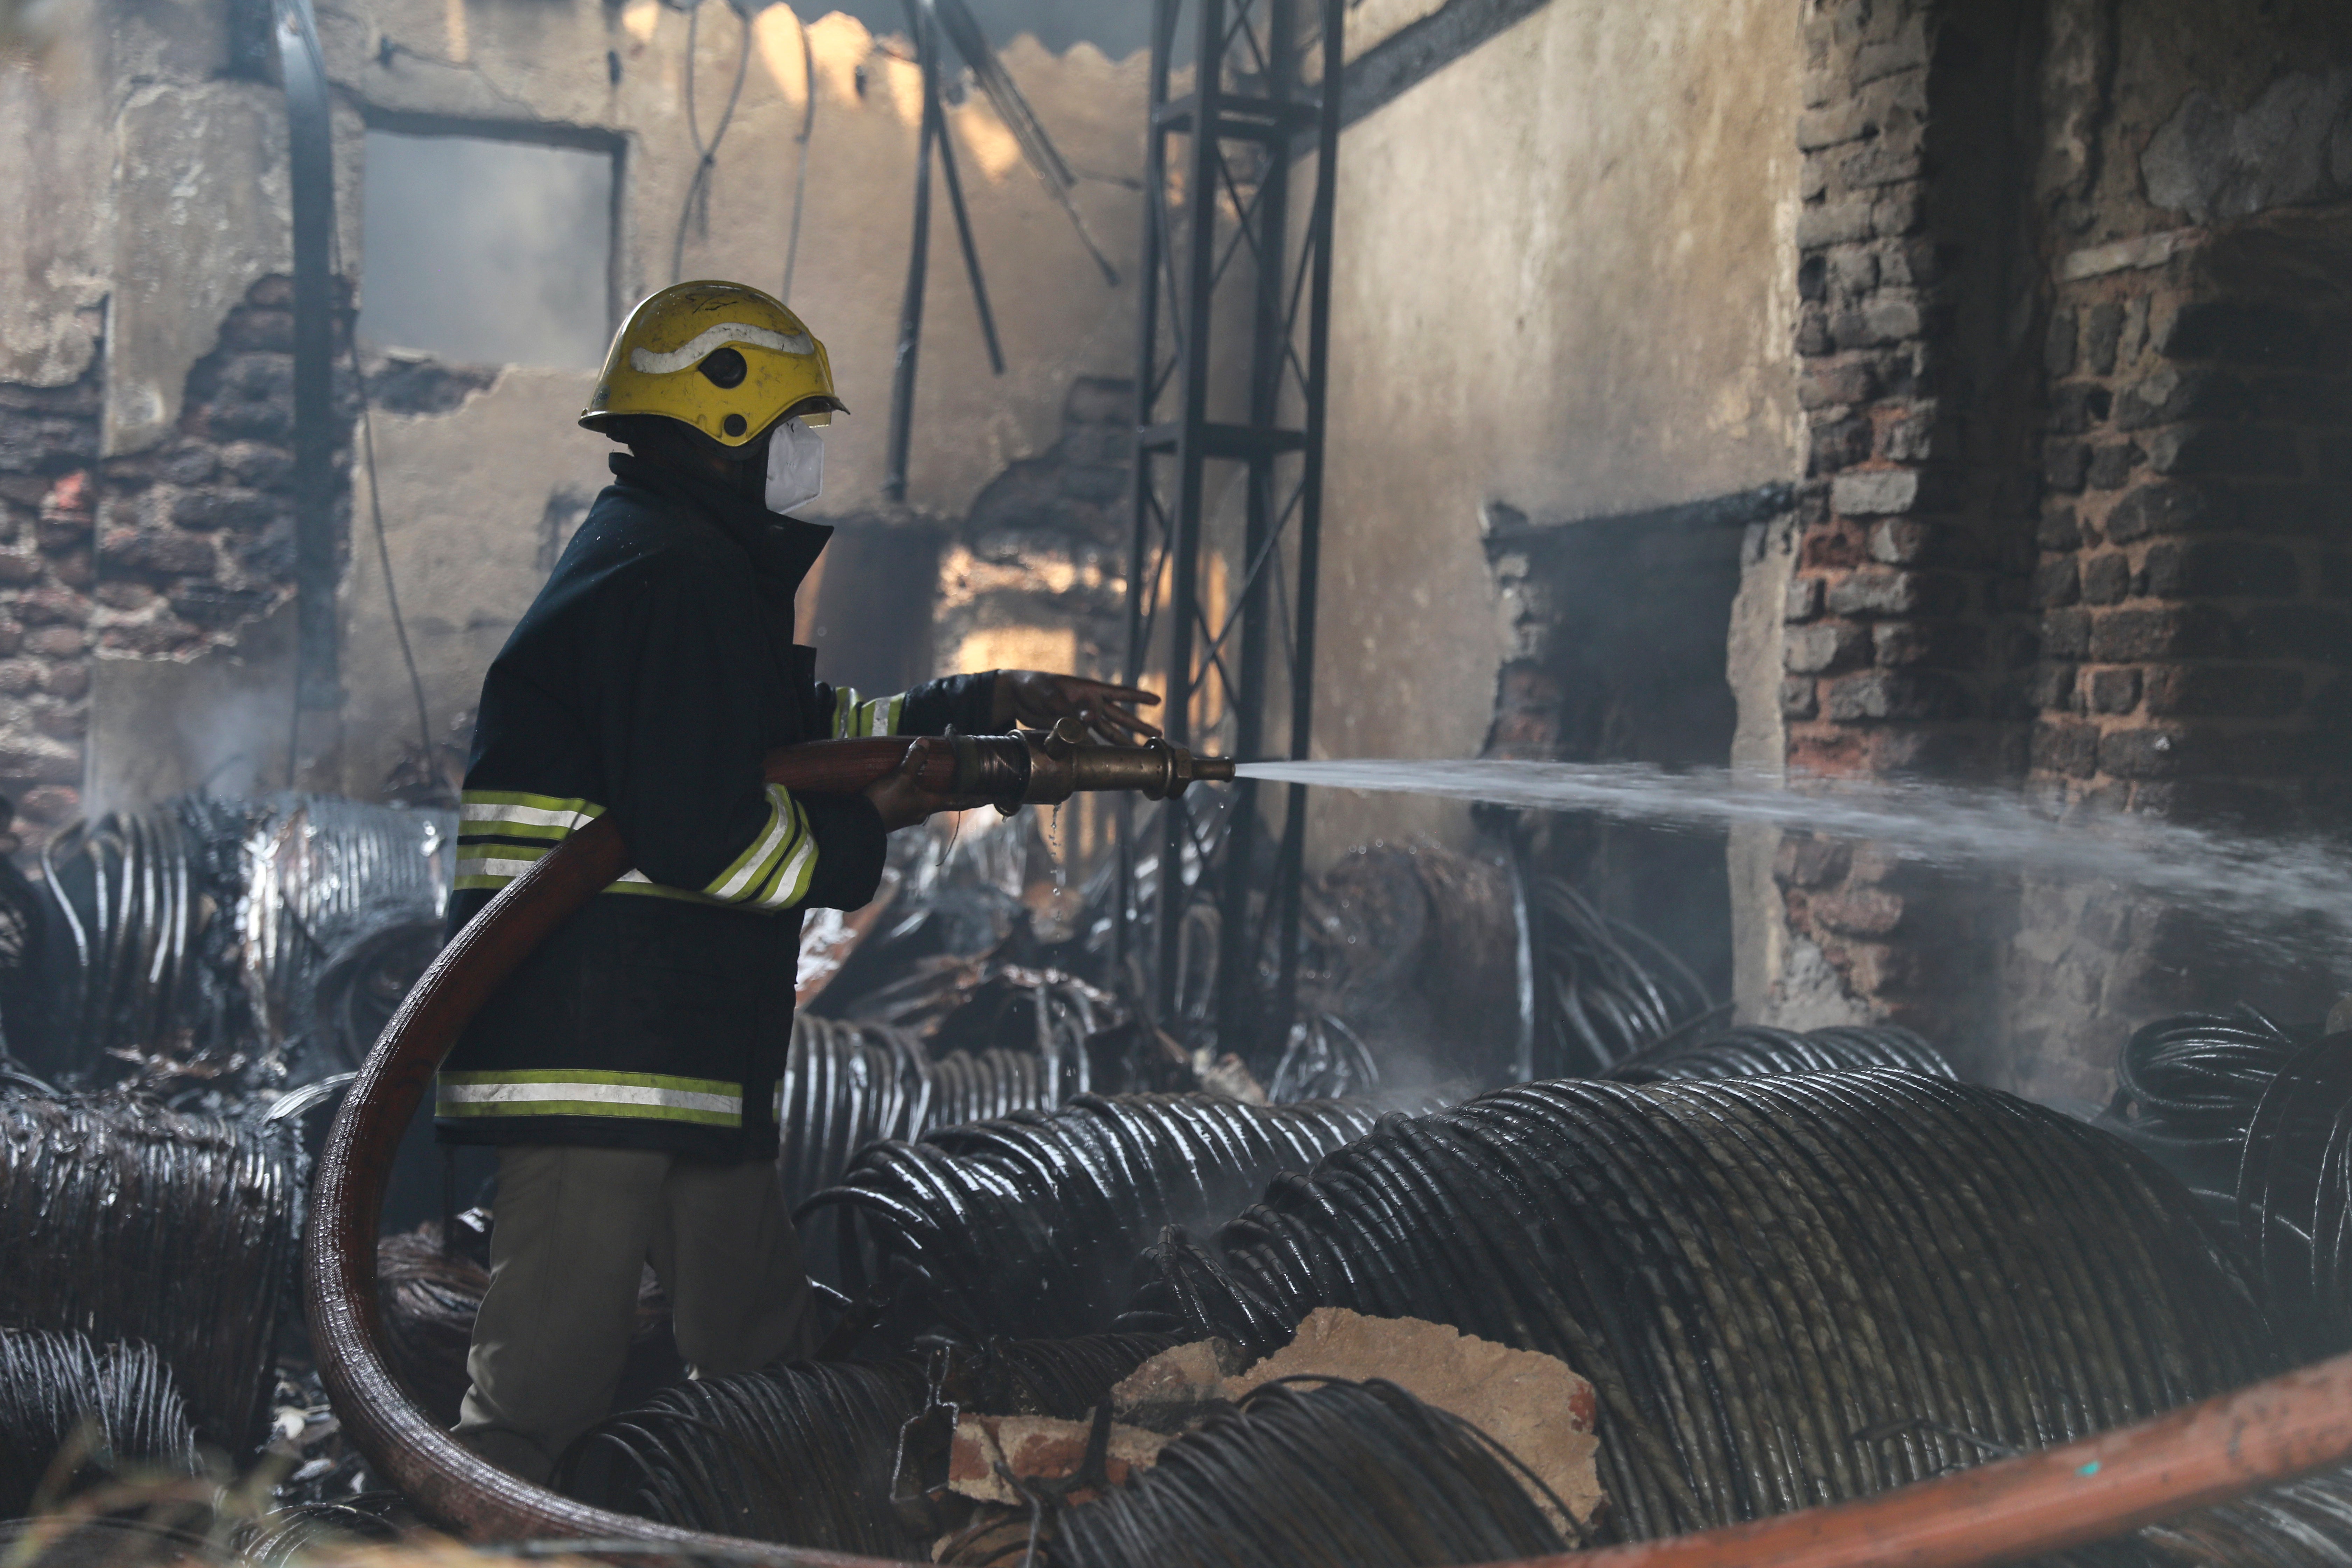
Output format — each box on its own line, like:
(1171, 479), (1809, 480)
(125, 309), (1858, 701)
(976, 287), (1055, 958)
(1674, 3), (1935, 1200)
(1523, 874), (1717, 1078)
(1604, 1023), (1953, 1084)
(1049, 1378), (1573, 1568)
(2132, 1467), (2352, 1566)
(228, 1502), (404, 1567)
(560, 1335), (1176, 1552)
(0, 1095), (299, 1452)
(559, 1360), (926, 1554)
(1123, 1072), (2280, 1545)
(2102, 1006), (2303, 1225)
(804, 1092), (1443, 1341)
(2239, 1031), (2352, 1362)
(29, 794), (453, 1085)
(374, 1226), (490, 1428)
(0, 1329), (200, 1517)
(777, 1014), (1066, 1209)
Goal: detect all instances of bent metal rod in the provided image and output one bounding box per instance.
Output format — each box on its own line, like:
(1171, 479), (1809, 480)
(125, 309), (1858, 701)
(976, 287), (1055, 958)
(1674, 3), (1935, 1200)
(306, 728), (2352, 1565)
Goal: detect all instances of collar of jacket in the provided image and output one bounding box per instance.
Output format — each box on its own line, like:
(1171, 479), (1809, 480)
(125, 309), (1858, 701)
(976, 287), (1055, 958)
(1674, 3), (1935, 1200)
(607, 452), (833, 592)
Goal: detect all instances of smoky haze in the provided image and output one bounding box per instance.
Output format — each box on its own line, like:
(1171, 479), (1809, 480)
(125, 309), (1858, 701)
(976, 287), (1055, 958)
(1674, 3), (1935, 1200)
(359, 130), (614, 371)
(821, 0), (1149, 57)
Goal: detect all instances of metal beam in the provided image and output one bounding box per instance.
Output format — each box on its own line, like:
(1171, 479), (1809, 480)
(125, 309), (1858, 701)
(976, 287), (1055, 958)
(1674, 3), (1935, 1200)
(1121, 0), (1345, 1063)
(1338, 0), (1552, 130)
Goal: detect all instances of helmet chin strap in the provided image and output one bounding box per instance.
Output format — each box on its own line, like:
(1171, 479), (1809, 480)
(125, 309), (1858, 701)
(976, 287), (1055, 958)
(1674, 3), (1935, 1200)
(764, 416), (825, 514)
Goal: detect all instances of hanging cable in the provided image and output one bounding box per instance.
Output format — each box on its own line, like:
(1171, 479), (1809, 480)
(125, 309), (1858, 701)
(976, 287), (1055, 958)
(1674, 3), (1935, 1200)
(779, 6), (816, 306)
(671, 0), (752, 286)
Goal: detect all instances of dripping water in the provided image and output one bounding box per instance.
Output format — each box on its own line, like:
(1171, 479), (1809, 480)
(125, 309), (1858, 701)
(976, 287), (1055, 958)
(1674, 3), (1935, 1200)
(1233, 758), (2352, 969)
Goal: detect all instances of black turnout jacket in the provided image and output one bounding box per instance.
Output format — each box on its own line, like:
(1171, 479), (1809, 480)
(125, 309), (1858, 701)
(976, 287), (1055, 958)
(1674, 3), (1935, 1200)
(435, 453), (992, 1161)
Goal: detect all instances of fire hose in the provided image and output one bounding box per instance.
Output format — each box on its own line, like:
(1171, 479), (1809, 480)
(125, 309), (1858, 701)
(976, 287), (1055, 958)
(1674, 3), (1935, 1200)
(306, 725), (2352, 1563)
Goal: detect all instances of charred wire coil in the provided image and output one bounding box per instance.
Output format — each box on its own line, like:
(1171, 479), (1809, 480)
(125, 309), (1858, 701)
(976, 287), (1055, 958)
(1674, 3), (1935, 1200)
(28, 794), (452, 1087)
(0, 1518), (223, 1568)
(376, 1220), (672, 1429)
(228, 1501), (405, 1567)
(560, 1335), (1175, 1551)
(1523, 874), (1716, 1078)
(1122, 1071), (2279, 1545)
(2129, 1464), (2352, 1567)
(559, 1359), (930, 1554)
(1268, 1013), (1381, 1103)
(0, 1330), (200, 1518)
(374, 1225), (490, 1428)
(1048, 1378), (1572, 1568)
(1604, 1023), (1954, 1084)
(2100, 1006), (2304, 1224)
(0, 1094), (299, 1452)
(804, 1092), (1445, 1341)
(777, 1013), (1066, 1209)
(2238, 1031), (2352, 1362)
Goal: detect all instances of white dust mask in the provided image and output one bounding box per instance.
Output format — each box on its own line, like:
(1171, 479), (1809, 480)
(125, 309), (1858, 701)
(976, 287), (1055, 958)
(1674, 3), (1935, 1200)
(763, 417), (825, 514)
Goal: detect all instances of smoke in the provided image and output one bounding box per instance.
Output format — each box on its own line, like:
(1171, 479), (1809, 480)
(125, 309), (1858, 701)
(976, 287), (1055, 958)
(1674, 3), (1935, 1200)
(818, 0), (1148, 58)
(359, 130), (613, 371)
(0, 0), (69, 53)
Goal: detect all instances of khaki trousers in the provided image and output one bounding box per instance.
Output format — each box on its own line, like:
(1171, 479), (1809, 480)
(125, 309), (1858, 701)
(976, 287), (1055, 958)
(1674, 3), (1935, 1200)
(453, 1144), (818, 1484)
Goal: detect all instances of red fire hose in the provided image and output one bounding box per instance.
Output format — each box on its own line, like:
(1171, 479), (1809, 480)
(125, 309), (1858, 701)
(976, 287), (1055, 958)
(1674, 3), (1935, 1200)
(303, 737), (2352, 1563)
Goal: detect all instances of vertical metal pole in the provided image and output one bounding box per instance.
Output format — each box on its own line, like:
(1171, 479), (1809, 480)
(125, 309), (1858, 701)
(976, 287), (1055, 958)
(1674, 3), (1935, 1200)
(1272, 0), (1342, 1030)
(884, 0), (941, 502)
(277, 0), (340, 777)
(1214, 0), (1295, 1054)
(1118, 0), (1180, 985)
(1154, 0), (1227, 1022)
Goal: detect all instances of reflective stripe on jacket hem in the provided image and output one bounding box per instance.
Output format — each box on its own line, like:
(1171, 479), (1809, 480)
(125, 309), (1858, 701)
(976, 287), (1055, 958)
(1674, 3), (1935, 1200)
(436, 1069), (743, 1127)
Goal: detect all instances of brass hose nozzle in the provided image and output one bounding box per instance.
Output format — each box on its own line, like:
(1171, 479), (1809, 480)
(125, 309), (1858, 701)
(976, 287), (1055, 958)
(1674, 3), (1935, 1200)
(1018, 717), (1236, 805)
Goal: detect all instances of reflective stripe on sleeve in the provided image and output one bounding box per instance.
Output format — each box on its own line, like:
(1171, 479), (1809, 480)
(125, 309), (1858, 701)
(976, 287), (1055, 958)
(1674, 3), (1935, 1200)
(701, 784), (817, 910)
(455, 786), (807, 908)
(436, 1070), (743, 1127)
(831, 687), (906, 739)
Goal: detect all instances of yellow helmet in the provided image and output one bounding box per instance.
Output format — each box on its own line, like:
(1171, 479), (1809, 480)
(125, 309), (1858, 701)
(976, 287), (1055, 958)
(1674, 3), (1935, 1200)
(580, 280), (847, 451)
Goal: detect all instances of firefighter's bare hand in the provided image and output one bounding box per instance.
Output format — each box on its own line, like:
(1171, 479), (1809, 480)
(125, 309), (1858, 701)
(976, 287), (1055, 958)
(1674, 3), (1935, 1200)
(991, 671), (1162, 741)
(864, 736), (966, 831)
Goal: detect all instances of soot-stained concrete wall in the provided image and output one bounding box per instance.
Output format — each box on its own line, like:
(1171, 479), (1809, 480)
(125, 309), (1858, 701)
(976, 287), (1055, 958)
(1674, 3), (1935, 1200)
(1305, 0), (1804, 863)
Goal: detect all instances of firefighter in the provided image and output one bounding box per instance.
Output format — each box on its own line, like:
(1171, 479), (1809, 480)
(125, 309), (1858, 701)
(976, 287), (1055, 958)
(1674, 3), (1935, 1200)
(439, 280), (1156, 1483)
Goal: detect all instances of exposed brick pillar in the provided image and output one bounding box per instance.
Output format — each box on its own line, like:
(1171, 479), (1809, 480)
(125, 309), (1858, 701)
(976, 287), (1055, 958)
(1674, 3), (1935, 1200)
(98, 275), (352, 660)
(1774, 0), (2042, 1069)
(2006, 213), (2352, 1094)
(0, 276), (352, 850)
(0, 362), (104, 846)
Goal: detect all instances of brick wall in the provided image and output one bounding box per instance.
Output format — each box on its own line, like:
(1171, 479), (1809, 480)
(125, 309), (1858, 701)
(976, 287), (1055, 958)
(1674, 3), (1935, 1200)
(0, 358), (104, 844)
(0, 276), (350, 849)
(1772, 0), (2043, 1068)
(2005, 216), (2352, 1090)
